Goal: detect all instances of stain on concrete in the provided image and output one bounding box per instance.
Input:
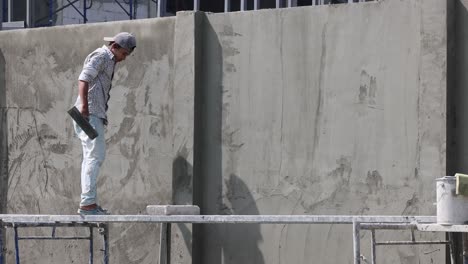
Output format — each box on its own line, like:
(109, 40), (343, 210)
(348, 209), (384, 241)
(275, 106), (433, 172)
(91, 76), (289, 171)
(328, 156), (352, 183)
(118, 150), (140, 187)
(123, 91), (137, 115)
(220, 25), (241, 74)
(366, 170), (383, 194)
(402, 193), (419, 215)
(8, 127), (34, 150)
(144, 85), (151, 106)
(359, 73), (368, 103)
(359, 70), (377, 106)
(172, 155), (193, 204)
(159, 104), (170, 138)
(106, 117), (135, 145)
(149, 121), (159, 136)
(220, 25), (242, 37)
(48, 143), (68, 154)
(222, 128), (244, 151)
(148, 104), (170, 138)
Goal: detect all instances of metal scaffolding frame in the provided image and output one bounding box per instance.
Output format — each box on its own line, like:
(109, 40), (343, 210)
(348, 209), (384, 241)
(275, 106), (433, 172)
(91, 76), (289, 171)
(0, 221), (109, 264)
(0, 214), (456, 264)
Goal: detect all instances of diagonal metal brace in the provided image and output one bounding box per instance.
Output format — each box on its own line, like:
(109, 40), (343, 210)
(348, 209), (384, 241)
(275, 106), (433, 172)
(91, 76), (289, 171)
(66, 0), (87, 22)
(113, 0), (134, 19)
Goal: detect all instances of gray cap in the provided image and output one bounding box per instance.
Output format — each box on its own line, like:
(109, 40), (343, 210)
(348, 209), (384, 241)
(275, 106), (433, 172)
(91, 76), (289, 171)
(104, 32), (136, 53)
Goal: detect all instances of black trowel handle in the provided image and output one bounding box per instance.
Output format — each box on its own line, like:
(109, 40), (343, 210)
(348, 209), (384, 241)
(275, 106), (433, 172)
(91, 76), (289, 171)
(67, 106), (99, 140)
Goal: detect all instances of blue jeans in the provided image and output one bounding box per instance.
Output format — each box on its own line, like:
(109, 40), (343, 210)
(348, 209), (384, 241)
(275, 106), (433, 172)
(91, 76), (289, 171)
(73, 115), (106, 207)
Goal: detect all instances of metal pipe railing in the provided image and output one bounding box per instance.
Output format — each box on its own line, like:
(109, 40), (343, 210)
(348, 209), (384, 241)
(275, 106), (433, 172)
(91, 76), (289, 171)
(0, 214), (453, 264)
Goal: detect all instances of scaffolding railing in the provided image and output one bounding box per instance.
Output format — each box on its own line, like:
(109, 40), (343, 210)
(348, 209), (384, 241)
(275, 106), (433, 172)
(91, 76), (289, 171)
(0, 214), (454, 264)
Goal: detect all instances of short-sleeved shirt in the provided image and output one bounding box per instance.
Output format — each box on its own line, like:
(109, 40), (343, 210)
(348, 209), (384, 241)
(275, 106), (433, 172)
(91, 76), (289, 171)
(74, 45), (116, 122)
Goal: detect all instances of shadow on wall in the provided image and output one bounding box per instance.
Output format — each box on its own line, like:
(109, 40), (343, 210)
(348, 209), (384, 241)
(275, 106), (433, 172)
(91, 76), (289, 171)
(192, 13), (265, 264)
(447, 1), (468, 263)
(220, 174), (265, 264)
(192, 11), (223, 264)
(172, 155), (194, 257)
(0, 48), (7, 215)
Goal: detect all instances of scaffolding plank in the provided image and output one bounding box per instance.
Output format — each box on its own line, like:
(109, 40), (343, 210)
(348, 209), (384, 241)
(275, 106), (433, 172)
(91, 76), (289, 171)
(418, 224), (468, 232)
(0, 215), (436, 224)
(146, 205), (200, 215)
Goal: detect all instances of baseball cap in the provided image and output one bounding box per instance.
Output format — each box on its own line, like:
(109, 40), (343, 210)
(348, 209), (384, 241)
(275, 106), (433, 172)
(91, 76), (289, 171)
(103, 32), (136, 53)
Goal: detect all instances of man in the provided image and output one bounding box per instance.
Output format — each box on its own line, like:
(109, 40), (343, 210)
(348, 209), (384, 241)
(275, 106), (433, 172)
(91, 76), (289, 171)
(73, 32), (136, 215)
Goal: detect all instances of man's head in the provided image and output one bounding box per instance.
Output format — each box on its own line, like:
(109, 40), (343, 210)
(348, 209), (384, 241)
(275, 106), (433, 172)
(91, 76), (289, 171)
(104, 32), (136, 62)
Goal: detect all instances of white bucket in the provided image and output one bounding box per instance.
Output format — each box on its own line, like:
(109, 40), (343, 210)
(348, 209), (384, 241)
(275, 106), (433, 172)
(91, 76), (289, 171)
(436, 176), (468, 224)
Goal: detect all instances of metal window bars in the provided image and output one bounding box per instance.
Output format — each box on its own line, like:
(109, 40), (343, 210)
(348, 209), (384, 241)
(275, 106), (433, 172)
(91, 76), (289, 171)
(1, 0), (377, 27)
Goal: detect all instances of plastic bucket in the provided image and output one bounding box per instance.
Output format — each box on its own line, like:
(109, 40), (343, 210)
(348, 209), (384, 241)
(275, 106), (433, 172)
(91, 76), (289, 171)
(436, 176), (468, 224)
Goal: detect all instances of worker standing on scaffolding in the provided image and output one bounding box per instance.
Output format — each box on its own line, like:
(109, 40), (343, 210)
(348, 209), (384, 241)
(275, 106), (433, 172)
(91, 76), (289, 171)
(73, 32), (136, 215)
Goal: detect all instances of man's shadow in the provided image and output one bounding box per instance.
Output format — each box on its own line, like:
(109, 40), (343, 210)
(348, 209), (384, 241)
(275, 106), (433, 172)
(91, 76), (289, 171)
(219, 174), (265, 264)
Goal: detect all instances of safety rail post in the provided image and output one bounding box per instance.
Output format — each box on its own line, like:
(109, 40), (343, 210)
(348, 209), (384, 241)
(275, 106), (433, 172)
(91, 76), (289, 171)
(194, 0), (199, 11)
(0, 220), (4, 264)
(157, 0), (166, 17)
(98, 224), (109, 264)
(48, 0), (53, 26)
(287, 0), (297, 7)
(129, 0), (133, 19)
(451, 233), (458, 264)
(241, 0), (247, 11)
(7, 0), (10, 22)
(13, 226), (19, 264)
(224, 0), (230, 12)
(254, 0), (259, 10)
(159, 223), (171, 264)
(26, 0), (31, 27)
(89, 227), (93, 264)
(353, 221), (360, 264)
(83, 0), (87, 23)
(370, 229), (376, 264)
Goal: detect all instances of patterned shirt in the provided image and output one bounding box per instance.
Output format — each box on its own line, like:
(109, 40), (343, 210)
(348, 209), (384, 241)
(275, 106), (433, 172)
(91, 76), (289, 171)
(75, 45), (116, 122)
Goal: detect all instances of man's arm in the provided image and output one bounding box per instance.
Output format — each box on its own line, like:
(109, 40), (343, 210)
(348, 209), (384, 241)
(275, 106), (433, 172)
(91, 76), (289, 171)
(78, 80), (90, 117)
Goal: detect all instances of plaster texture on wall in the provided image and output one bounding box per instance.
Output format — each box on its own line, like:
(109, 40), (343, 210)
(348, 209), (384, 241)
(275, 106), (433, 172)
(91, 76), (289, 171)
(195, 0), (446, 263)
(0, 15), (194, 263)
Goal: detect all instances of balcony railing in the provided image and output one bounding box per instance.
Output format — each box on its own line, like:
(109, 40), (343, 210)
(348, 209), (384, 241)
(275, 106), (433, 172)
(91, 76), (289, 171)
(1, 0), (377, 29)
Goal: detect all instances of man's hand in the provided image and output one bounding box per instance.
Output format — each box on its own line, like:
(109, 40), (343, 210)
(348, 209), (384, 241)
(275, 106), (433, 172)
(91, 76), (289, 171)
(80, 104), (89, 118)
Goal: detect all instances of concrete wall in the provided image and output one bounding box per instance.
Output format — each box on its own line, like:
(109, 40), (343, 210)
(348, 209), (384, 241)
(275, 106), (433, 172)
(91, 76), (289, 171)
(0, 15), (195, 263)
(194, 0), (446, 263)
(0, 0), (449, 263)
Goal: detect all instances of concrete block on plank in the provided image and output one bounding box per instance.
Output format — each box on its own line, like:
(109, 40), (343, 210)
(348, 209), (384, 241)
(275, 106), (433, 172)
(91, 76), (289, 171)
(146, 205), (200, 215)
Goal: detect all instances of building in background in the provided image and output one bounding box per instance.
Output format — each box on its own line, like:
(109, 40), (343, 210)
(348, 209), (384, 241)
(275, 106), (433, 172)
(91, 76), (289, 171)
(0, 0), (374, 29)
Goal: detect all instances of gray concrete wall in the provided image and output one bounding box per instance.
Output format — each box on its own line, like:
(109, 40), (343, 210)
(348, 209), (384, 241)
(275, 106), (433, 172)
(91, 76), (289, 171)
(0, 15), (194, 263)
(194, 0), (446, 263)
(0, 0), (450, 263)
